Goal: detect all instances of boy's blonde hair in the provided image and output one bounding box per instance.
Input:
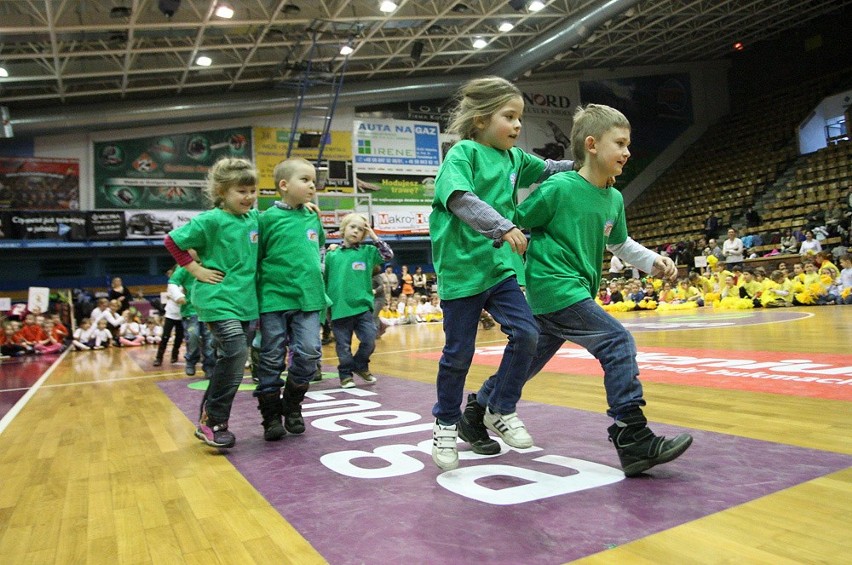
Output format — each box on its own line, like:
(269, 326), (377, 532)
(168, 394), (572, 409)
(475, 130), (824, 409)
(570, 104), (631, 166)
(446, 76), (522, 140)
(339, 212), (369, 238)
(205, 157), (258, 208)
(273, 157), (314, 190)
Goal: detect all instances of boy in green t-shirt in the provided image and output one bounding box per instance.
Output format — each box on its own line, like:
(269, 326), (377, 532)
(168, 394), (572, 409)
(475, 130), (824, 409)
(324, 213), (393, 389)
(254, 157), (328, 441)
(476, 104), (693, 477)
(170, 258), (214, 378)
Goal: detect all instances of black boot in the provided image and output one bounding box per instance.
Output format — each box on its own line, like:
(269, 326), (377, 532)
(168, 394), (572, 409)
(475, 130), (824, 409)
(257, 392), (285, 441)
(607, 409), (692, 477)
(282, 380), (309, 434)
(457, 393), (500, 455)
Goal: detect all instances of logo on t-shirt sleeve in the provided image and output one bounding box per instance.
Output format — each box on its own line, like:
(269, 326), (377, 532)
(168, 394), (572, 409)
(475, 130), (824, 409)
(307, 228), (319, 242)
(352, 261), (367, 271)
(250, 230), (259, 243)
(603, 220), (614, 237)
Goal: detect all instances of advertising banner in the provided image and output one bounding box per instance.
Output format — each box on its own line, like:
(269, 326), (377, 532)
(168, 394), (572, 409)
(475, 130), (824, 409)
(352, 119), (441, 175)
(7, 211), (88, 239)
(93, 128), (252, 210)
(0, 157), (80, 210)
(253, 127), (354, 210)
(124, 210), (201, 239)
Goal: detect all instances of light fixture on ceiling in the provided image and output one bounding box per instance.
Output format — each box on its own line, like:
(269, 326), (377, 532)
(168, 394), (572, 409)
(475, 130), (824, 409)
(158, 0), (181, 18)
(472, 37), (488, 49)
(508, 0), (526, 10)
(498, 22), (514, 32)
(528, 1), (546, 11)
(0, 66), (8, 78)
(340, 43), (355, 56)
(379, 1), (397, 13)
(195, 55), (212, 67)
(214, 1), (234, 19)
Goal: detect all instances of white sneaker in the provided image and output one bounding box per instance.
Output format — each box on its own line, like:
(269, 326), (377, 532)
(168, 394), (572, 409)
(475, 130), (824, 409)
(341, 378), (356, 389)
(431, 420), (459, 471)
(484, 408), (534, 448)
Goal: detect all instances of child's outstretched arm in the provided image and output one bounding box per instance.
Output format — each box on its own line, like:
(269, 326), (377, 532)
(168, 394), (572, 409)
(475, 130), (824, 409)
(447, 191), (526, 255)
(607, 237), (677, 281)
(536, 159), (575, 182)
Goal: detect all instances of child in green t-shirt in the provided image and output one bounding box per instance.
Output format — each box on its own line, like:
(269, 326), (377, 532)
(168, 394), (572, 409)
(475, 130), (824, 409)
(164, 158), (260, 449)
(324, 213), (393, 389)
(254, 157), (328, 441)
(478, 104), (692, 477)
(429, 76), (575, 471)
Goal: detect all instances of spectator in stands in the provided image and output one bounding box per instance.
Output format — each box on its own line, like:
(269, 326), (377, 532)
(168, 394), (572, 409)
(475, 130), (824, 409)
(704, 238), (723, 261)
(799, 230), (822, 256)
(37, 319), (66, 354)
(824, 200), (845, 238)
(780, 229), (798, 254)
(400, 265), (415, 299)
(704, 210), (720, 241)
(412, 266), (428, 295)
(71, 318), (96, 351)
(108, 276), (134, 313)
(839, 254), (852, 305)
(745, 207), (761, 228)
(722, 228), (745, 265)
(1, 322), (27, 357)
(380, 265), (399, 303)
(609, 254), (624, 275)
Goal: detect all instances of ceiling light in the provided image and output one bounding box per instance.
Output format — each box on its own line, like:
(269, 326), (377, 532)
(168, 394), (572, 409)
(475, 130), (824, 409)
(528, 1), (546, 11)
(214, 1), (234, 18)
(340, 44), (354, 55)
(498, 22), (514, 32)
(0, 67), (8, 78)
(110, 6), (132, 18)
(379, 1), (397, 13)
(195, 55), (212, 67)
(472, 38), (488, 49)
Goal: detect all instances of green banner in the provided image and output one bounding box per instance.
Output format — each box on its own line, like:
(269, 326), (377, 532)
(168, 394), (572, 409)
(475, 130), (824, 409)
(93, 128), (252, 210)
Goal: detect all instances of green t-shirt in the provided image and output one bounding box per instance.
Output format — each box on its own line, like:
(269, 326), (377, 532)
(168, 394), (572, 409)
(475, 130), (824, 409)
(168, 266), (196, 317)
(168, 207), (259, 322)
(517, 171), (628, 315)
(324, 244), (382, 320)
(257, 205), (327, 313)
(430, 140), (545, 300)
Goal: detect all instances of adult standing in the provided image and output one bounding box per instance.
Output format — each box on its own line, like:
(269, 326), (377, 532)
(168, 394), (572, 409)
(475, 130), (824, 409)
(380, 265), (399, 304)
(704, 210), (720, 241)
(108, 276), (134, 314)
(412, 266), (428, 295)
(722, 228), (744, 265)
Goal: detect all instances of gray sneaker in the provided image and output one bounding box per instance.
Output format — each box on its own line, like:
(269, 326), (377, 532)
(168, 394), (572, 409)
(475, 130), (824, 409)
(484, 408), (533, 448)
(431, 420), (459, 471)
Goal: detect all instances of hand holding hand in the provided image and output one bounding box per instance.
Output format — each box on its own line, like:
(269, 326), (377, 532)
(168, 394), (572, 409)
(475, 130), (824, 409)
(501, 227), (527, 255)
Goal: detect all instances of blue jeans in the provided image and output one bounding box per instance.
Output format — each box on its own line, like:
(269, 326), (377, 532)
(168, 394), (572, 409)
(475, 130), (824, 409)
(500, 298), (646, 419)
(203, 319), (250, 424)
(255, 310), (321, 394)
(331, 310), (376, 380)
(183, 315), (214, 376)
(434, 276), (538, 424)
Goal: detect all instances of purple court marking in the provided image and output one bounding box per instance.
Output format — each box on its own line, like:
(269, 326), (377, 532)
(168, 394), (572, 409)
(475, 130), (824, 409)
(0, 355), (61, 419)
(158, 375), (851, 564)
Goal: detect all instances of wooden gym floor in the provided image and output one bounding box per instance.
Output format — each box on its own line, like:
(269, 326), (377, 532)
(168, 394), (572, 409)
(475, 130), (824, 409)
(0, 305), (850, 564)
